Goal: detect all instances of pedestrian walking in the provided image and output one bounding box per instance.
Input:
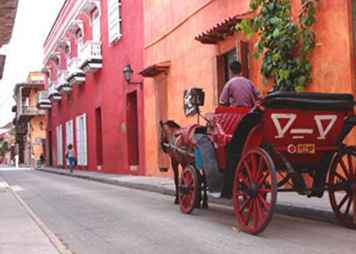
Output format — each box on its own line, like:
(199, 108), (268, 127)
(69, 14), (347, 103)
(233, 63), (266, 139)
(66, 144), (76, 173)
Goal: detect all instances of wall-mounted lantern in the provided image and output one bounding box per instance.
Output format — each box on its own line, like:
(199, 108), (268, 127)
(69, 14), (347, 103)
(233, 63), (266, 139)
(123, 64), (143, 85)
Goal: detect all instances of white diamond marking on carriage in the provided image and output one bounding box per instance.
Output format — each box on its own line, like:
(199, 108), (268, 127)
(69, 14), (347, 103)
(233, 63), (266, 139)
(271, 113), (338, 140)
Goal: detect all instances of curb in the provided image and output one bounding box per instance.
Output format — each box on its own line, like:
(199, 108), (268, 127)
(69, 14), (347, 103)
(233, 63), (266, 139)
(0, 175), (73, 254)
(37, 168), (337, 225)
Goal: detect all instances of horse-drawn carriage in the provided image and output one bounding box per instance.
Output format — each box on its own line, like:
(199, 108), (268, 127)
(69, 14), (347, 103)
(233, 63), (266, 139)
(160, 88), (356, 235)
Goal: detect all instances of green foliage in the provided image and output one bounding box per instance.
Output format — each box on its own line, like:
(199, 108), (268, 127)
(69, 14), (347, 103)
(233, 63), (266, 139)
(0, 140), (9, 157)
(237, 0), (318, 92)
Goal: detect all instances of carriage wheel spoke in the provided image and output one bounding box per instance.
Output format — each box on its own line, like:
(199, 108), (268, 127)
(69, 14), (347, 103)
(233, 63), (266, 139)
(239, 198), (252, 213)
(250, 154), (258, 180)
(257, 194), (271, 211)
(236, 190), (248, 199)
(339, 159), (350, 179)
(254, 155), (264, 182)
(259, 188), (272, 194)
(337, 193), (350, 211)
(253, 200), (262, 228)
(240, 175), (250, 189)
(347, 154), (354, 177)
(243, 161), (254, 183)
(243, 201), (254, 225)
(344, 196), (352, 216)
(335, 172), (347, 182)
(258, 172), (270, 187)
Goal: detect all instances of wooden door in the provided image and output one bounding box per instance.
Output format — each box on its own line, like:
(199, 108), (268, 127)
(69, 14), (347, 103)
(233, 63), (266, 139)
(127, 91), (139, 168)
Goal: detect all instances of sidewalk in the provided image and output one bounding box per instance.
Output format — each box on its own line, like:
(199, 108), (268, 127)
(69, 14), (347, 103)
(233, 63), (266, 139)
(38, 167), (337, 224)
(0, 176), (70, 254)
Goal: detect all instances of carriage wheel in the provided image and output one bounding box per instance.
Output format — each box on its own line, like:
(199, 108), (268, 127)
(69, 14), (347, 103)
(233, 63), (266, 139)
(179, 165), (199, 214)
(233, 148), (277, 235)
(328, 148), (356, 229)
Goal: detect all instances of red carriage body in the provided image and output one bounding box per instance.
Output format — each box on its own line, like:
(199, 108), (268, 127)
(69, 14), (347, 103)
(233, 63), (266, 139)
(167, 90), (356, 235)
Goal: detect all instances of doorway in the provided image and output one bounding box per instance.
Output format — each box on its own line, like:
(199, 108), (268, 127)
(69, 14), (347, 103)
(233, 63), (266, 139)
(95, 107), (103, 168)
(127, 91), (139, 171)
(155, 74), (170, 172)
(48, 131), (53, 166)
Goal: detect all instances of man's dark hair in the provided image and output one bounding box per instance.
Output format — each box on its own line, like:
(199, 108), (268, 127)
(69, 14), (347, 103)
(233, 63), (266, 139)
(230, 61), (241, 74)
(68, 144), (73, 149)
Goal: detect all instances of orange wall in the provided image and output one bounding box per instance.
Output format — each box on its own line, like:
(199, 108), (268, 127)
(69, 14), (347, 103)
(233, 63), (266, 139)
(28, 90), (47, 160)
(143, 0), (356, 176)
(30, 116), (47, 160)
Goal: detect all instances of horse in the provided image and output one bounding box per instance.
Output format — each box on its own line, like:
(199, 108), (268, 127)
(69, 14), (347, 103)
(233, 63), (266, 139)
(159, 120), (208, 208)
(159, 120), (185, 204)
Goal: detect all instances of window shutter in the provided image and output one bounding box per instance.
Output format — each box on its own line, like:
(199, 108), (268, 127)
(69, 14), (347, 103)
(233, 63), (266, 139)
(82, 114), (88, 165)
(75, 116), (80, 165)
(56, 125), (63, 166)
(107, 0), (121, 44)
(216, 54), (225, 97)
(239, 41), (250, 78)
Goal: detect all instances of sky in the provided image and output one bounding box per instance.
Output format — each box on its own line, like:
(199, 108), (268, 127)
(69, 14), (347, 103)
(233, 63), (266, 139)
(0, 0), (66, 127)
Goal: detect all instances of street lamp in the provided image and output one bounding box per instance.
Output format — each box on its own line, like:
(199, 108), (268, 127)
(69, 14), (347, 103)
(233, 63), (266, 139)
(123, 64), (143, 85)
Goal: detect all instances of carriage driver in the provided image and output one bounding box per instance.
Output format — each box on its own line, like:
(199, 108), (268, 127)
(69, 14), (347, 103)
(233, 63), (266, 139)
(219, 61), (260, 108)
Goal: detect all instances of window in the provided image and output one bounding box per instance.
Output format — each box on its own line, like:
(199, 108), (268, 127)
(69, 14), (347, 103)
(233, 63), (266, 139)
(65, 120), (74, 148)
(216, 41), (250, 98)
(92, 9), (101, 42)
(56, 125), (63, 166)
(217, 49), (237, 96)
(76, 114), (87, 166)
(107, 0), (122, 44)
(66, 120), (74, 167)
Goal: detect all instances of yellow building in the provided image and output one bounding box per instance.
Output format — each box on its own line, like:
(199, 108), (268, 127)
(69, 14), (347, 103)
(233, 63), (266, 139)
(13, 72), (47, 166)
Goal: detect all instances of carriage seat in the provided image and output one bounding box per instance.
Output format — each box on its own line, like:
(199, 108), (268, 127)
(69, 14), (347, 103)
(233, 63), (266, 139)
(261, 92), (355, 111)
(208, 106), (251, 147)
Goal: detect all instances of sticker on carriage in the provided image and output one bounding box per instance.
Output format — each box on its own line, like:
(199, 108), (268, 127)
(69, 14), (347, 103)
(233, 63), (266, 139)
(287, 144), (315, 154)
(297, 143), (315, 154)
(271, 113), (337, 140)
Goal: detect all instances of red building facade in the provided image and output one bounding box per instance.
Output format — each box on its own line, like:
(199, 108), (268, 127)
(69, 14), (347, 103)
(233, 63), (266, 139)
(40, 0), (144, 174)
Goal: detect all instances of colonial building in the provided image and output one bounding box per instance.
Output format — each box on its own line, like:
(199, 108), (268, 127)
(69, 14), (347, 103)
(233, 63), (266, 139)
(0, 122), (15, 165)
(13, 72), (47, 166)
(39, 0), (144, 174)
(142, 0), (356, 176)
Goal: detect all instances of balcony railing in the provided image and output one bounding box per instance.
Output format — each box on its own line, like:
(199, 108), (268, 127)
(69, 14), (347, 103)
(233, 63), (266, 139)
(56, 70), (72, 93)
(48, 85), (62, 101)
(17, 105), (46, 120)
(67, 58), (85, 85)
(37, 91), (51, 109)
(79, 41), (103, 73)
(22, 106), (46, 115)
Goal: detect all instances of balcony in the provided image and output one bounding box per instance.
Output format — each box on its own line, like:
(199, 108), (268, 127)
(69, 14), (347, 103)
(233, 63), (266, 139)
(56, 71), (72, 93)
(79, 41), (103, 73)
(17, 105), (46, 121)
(48, 86), (62, 101)
(67, 58), (85, 85)
(37, 91), (51, 109)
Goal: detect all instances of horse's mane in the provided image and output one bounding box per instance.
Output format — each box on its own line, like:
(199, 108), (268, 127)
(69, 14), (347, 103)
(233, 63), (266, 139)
(164, 120), (181, 129)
